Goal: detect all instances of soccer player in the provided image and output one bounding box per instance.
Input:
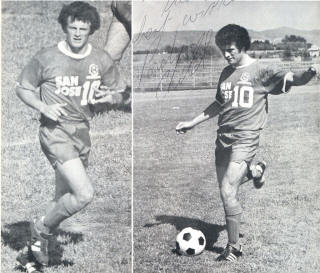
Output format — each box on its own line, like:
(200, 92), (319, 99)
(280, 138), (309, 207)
(16, 1), (122, 266)
(176, 24), (317, 262)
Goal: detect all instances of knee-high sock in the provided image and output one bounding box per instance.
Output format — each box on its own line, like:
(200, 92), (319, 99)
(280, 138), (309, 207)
(225, 204), (242, 247)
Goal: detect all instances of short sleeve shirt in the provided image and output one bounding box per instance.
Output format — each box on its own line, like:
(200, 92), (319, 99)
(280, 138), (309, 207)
(215, 61), (290, 131)
(18, 41), (120, 122)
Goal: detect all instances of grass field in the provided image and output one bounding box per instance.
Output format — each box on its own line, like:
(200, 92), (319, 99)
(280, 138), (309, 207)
(133, 85), (320, 273)
(1, 2), (131, 273)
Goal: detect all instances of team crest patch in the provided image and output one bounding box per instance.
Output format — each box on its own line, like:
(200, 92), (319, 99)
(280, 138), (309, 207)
(240, 72), (250, 82)
(86, 64), (101, 80)
(89, 64), (100, 77)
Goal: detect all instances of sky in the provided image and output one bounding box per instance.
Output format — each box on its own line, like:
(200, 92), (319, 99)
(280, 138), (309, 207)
(133, 0), (320, 33)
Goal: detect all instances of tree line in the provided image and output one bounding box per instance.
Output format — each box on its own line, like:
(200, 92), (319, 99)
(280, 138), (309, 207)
(134, 35), (314, 61)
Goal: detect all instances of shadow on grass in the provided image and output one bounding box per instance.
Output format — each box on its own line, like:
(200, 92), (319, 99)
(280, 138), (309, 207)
(1, 221), (30, 251)
(144, 215), (226, 253)
(1, 221), (84, 267)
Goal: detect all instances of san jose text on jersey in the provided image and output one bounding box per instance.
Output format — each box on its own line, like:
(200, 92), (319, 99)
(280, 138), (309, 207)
(215, 61), (290, 131)
(18, 41), (120, 122)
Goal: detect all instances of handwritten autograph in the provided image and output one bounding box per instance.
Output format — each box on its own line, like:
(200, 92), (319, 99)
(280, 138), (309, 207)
(134, 0), (234, 91)
(183, 0), (233, 26)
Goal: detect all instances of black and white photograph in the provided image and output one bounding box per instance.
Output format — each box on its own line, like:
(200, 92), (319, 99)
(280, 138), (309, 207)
(1, 1), (132, 273)
(2, 1), (320, 273)
(133, 1), (319, 272)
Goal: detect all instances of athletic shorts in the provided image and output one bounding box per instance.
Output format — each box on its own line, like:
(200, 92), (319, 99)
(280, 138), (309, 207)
(215, 129), (261, 167)
(39, 120), (91, 169)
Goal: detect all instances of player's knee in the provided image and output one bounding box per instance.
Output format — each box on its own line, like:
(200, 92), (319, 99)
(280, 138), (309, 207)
(76, 186), (94, 208)
(220, 186), (239, 209)
(77, 192), (93, 209)
(220, 184), (234, 201)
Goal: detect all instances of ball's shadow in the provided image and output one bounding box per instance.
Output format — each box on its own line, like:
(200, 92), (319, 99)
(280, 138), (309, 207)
(1, 221), (83, 267)
(144, 215), (225, 253)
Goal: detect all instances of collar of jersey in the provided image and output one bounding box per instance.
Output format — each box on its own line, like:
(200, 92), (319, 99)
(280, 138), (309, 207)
(58, 40), (92, 59)
(234, 59), (256, 69)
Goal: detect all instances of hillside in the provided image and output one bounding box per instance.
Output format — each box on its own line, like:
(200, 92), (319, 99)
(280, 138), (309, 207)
(249, 27), (320, 45)
(133, 27), (320, 52)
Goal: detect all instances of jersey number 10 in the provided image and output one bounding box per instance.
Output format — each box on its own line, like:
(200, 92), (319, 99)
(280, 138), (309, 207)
(81, 80), (101, 106)
(231, 85), (254, 108)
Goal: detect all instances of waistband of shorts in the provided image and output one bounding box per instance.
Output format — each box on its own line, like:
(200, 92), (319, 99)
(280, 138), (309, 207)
(40, 115), (89, 127)
(217, 127), (262, 134)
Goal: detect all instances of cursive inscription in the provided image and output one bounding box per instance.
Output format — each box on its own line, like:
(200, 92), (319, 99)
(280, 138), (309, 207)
(134, 0), (234, 91)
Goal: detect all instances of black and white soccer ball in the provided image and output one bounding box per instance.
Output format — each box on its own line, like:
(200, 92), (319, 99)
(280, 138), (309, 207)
(175, 227), (206, 256)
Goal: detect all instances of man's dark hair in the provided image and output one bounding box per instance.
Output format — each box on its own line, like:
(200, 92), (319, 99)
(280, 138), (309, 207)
(58, 1), (100, 35)
(215, 24), (251, 51)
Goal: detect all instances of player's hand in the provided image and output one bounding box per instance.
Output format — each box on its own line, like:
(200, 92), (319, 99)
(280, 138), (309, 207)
(285, 71), (294, 82)
(176, 121), (194, 134)
(90, 85), (125, 104)
(94, 85), (114, 98)
(40, 103), (67, 121)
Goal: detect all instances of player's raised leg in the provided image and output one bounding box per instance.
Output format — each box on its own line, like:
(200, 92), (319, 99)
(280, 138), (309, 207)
(251, 161), (266, 188)
(31, 158), (94, 265)
(216, 161), (247, 261)
(241, 161), (267, 188)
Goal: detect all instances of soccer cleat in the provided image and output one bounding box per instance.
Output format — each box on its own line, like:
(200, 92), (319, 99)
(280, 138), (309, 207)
(30, 220), (51, 266)
(252, 161), (266, 189)
(216, 244), (242, 262)
(16, 246), (41, 273)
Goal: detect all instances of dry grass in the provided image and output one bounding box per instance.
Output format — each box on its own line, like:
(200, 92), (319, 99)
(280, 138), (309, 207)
(133, 86), (320, 273)
(1, 2), (131, 273)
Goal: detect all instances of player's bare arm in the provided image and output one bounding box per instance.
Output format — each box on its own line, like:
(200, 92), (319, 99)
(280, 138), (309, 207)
(104, 1), (131, 62)
(16, 85), (67, 121)
(104, 20), (130, 62)
(176, 101), (222, 134)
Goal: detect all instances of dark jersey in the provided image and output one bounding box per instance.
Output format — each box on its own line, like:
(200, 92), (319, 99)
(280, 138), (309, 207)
(18, 41), (120, 122)
(215, 61), (290, 131)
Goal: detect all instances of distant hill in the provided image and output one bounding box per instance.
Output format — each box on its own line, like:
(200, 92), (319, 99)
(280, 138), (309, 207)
(133, 27), (320, 52)
(249, 27), (320, 45)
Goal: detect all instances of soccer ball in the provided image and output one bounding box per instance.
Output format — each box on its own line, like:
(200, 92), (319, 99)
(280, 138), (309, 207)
(175, 227), (206, 256)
